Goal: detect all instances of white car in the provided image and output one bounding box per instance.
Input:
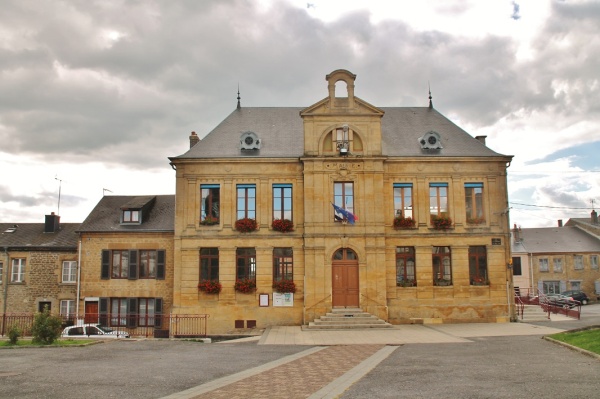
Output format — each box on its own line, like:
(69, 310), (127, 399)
(62, 324), (130, 338)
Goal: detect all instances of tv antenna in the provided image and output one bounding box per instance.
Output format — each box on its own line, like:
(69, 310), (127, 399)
(55, 176), (62, 216)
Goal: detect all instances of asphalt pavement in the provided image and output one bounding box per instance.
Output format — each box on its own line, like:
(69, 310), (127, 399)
(1, 304), (599, 399)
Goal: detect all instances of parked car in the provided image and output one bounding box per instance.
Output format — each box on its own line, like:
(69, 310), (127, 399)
(62, 324), (130, 338)
(545, 294), (580, 309)
(560, 290), (589, 305)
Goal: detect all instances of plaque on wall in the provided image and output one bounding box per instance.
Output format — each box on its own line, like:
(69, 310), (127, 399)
(273, 293), (294, 307)
(259, 293), (269, 307)
(491, 238), (502, 245)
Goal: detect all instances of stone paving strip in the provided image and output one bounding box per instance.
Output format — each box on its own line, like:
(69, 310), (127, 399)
(162, 345), (396, 399)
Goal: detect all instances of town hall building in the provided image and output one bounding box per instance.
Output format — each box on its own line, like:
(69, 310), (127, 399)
(168, 69), (515, 334)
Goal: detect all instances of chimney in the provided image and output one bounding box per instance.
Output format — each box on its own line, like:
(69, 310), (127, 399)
(44, 212), (60, 233)
(558, 219), (563, 227)
(592, 210), (598, 224)
(189, 131), (200, 148)
(512, 223), (520, 243)
(475, 136), (487, 145)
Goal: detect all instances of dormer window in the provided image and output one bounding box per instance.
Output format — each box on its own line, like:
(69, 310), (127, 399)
(122, 210), (140, 224)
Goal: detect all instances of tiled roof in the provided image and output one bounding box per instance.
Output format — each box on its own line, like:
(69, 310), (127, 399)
(78, 195), (175, 233)
(517, 227), (600, 253)
(0, 222), (79, 250)
(171, 105), (506, 159)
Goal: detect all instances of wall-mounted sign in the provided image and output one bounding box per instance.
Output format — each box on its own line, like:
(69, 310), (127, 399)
(492, 238), (502, 245)
(259, 294), (269, 307)
(273, 293), (293, 307)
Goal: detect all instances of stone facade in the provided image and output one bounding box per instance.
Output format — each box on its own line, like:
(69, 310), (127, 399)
(0, 250), (78, 314)
(170, 70), (514, 334)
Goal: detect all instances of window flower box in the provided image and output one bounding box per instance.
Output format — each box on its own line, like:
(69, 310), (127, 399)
(197, 280), (222, 294)
(431, 215), (453, 230)
(471, 276), (489, 286)
(397, 279), (416, 287)
(234, 278), (256, 294)
(393, 216), (416, 229)
(435, 279), (452, 286)
(272, 219), (294, 233)
(235, 218), (258, 233)
(272, 279), (296, 293)
(200, 216), (219, 226)
(466, 217), (486, 225)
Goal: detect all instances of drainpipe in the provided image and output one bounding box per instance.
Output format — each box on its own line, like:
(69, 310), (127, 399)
(3, 247), (9, 314)
(529, 253), (534, 295)
(76, 235), (82, 317)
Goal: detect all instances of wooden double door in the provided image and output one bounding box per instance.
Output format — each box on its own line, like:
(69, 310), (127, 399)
(332, 248), (359, 307)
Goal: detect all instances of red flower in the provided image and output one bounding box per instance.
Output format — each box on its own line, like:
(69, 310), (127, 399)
(393, 216), (416, 229)
(198, 280), (222, 294)
(431, 215), (453, 230)
(272, 219), (294, 233)
(272, 279), (296, 293)
(234, 278), (256, 293)
(235, 218), (258, 233)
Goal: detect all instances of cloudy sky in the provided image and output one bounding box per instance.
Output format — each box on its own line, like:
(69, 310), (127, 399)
(1, 0), (599, 228)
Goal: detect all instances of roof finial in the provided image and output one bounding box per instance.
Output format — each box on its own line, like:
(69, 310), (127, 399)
(237, 84), (241, 109)
(428, 82), (433, 109)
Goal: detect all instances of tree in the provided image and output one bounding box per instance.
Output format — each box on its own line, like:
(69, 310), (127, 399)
(31, 306), (63, 345)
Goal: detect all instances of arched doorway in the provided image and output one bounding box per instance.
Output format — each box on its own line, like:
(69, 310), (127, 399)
(332, 248), (359, 307)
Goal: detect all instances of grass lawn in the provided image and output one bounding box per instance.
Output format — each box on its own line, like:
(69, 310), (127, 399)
(548, 328), (600, 355)
(0, 339), (97, 348)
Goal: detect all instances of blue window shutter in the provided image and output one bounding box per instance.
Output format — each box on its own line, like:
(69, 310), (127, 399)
(560, 280), (567, 292)
(464, 183), (483, 188)
(101, 250), (110, 279)
(128, 250), (138, 280)
(127, 298), (138, 328)
(155, 298), (163, 328)
(393, 183), (413, 188)
(99, 298), (109, 326)
(537, 280), (544, 295)
(430, 183), (448, 187)
(157, 250), (166, 280)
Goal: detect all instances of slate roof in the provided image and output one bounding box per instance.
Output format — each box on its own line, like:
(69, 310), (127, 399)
(0, 222), (79, 250)
(77, 195), (175, 233)
(171, 105), (507, 159)
(515, 227), (600, 254)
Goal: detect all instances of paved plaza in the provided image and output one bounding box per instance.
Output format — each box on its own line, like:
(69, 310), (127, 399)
(1, 308), (600, 399)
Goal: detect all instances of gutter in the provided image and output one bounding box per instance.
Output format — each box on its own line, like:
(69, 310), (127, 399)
(76, 235), (82, 317)
(2, 247), (8, 314)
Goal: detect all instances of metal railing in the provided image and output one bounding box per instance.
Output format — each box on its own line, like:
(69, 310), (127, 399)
(1, 313), (208, 338)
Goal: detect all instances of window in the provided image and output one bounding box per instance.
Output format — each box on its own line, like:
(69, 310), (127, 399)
(11, 258), (25, 283)
(396, 247), (416, 286)
(574, 255), (584, 270)
(570, 281), (582, 291)
(139, 250), (157, 278)
(333, 182), (355, 222)
(512, 257), (522, 276)
(201, 185), (220, 224)
(469, 246), (488, 284)
(553, 258), (563, 273)
(236, 248), (256, 280)
(122, 210), (140, 223)
(200, 248), (219, 281)
(432, 247), (452, 285)
(273, 248), (293, 281)
(111, 298), (128, 326)
(539, 258), (549, 272)
(101, 250), (165, 280)
(465, 183), (485, 224)
(101, 297), (163, 328)
(138, 298), (155, 327)
(237, 184), (256, 220)
(429, 183), (448, 217)
(111, 250), (130, 279)
(0, 262), (3, 284)
(393, 184), (413, 219)
(591, 255), (599, 270)
(543, 281), (560, 295)
(62, 261), (77, 283)
(273, 184), (292, 221)
(335, 126), (349, 152)
(60, 300), (76, 318)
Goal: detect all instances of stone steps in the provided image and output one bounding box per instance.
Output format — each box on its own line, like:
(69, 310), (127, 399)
(518, 305), (550, 322)
(305, 308), (393, 330)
